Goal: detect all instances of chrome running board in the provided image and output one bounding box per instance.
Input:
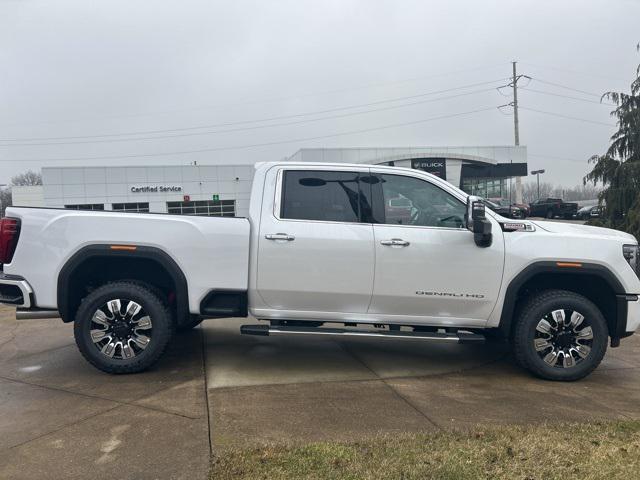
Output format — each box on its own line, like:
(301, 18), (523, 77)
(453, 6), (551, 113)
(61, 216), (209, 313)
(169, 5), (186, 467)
(16, 309), (60, 320)
(240, 324), (484, 344)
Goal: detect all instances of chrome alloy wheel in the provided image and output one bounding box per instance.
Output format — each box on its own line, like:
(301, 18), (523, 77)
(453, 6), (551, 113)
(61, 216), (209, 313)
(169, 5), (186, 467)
(89, 299), (152, 360)
(534, 309), (593, 368)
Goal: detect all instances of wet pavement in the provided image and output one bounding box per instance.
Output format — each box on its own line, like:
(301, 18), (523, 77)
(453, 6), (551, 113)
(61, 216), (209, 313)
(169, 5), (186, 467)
(1, 306), (639, 479)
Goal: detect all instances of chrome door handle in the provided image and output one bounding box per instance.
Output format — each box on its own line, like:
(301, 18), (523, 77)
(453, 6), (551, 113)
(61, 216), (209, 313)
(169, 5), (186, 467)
(380, 238), (410, 247)
(265, 233), (295, 241)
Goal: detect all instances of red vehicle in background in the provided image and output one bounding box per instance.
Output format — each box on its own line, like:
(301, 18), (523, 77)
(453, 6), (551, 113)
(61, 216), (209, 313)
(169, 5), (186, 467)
(512, 202), (530, 218)
(489, 198), (531, 218)
(385, 196), (413, 224)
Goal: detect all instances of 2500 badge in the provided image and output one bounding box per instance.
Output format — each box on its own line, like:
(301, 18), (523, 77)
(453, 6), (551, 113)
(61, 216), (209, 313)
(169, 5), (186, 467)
(416, 291), (485, 299)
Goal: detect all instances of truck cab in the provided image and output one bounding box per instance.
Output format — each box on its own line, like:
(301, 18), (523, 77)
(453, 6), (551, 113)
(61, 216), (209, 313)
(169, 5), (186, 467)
(249, 163), (504, 329)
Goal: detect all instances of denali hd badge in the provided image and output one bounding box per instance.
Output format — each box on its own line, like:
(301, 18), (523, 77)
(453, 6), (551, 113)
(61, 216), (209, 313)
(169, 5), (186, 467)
(501, 222), (535, 232)
(416, 291), (485, 299)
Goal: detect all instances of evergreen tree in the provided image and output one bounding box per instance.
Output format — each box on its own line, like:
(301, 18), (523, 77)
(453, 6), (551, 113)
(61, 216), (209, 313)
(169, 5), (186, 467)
(585, 45), (640, 237)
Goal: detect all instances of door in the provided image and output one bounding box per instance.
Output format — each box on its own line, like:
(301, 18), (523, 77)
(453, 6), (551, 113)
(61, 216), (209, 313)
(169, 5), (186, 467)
(256, 168), (375, 314)
(368, 172), (505, 325)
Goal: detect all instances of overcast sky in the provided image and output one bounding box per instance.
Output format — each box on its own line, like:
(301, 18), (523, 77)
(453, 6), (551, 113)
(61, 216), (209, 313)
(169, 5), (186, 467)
(1, 0), (638, 187)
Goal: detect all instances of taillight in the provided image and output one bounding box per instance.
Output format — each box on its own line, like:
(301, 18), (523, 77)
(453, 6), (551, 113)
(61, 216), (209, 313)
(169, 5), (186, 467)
(0, 218), (21, 264)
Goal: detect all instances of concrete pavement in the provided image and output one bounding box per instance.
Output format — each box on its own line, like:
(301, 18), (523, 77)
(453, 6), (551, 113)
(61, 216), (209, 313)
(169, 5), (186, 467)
(1, 306), (640, 479)
(203, 318), (639, 448)
(0, 306), (210, 480)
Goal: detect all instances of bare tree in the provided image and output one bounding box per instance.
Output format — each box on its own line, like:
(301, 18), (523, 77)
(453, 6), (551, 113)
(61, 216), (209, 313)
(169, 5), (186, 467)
(11, 170), (42, 186)
(522, 182), (555, 203)
(1, 170), (44, 215)
(522, 182), (601, 203)
(0, 187), (11, 216)
(560, 184), (601, 202)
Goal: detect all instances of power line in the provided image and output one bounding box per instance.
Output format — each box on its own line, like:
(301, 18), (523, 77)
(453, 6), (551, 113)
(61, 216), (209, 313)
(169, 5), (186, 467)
(0, 88), (498, 147)
(520, 87), (617, 106)
(0, 107), (498, 163)
(0, 62), (510, 128)
(529, 153), (591, 163)
(0, 79), (508, 144)
(520, 62), (629, 83)
(529, 78), (603, 98)
(519, 106), (616, 127)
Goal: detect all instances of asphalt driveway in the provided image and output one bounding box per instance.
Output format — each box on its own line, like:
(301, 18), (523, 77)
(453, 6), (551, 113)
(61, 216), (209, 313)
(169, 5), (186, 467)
(1, 305), (640, 479)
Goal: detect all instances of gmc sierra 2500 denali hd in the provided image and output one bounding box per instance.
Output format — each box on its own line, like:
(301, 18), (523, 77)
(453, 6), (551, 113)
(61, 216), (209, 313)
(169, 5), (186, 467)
(1, 162), (639, 381)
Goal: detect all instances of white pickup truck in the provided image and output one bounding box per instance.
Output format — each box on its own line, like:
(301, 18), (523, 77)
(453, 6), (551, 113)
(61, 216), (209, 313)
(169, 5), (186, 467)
(1, 162), (639, 381)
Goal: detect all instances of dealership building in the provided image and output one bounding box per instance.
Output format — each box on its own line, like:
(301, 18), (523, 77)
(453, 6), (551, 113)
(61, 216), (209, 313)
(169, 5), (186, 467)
(11, 145), (526, 217)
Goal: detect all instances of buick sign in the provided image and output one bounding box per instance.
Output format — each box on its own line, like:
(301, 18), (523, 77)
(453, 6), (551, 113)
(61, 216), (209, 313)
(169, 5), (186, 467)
(411, 158), (447, 180)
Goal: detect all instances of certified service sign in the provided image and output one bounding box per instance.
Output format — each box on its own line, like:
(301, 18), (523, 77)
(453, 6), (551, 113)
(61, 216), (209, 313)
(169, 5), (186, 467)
(130, 185), (183, 193)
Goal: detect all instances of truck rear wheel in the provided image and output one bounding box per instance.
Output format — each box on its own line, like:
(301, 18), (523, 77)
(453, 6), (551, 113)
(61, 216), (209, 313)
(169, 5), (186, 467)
(512, 290), (607, 381)
(74, 282), (174, 374)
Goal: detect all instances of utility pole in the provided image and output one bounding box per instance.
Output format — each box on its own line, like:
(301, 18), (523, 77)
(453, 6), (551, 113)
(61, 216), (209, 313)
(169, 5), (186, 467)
(512, 61), (520, 146)
(512, 61), (523, 204)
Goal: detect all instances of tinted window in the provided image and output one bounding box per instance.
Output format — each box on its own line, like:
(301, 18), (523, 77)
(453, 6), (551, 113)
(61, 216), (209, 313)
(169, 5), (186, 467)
(281, 171), (362, 222)
(378, 174), (466, 228)
(167, 200), (236, 217)
(64, 204), (105, 211)
(112, 202), (150, 213)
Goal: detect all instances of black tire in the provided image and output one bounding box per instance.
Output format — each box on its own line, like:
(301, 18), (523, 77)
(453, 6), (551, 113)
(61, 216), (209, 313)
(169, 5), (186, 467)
(546, 209), (554, 219)
(121, 279), (198, 333)
(177, 315), (204, 333)
(74, 282), (174, 374)
(512, 290), (608, 381)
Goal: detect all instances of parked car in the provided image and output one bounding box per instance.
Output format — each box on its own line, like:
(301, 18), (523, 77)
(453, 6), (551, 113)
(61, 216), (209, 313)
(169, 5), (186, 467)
(577, 205), (601, 220)
(512, 202), (530, 218)
(529, 198), (578, 219)
(483, 199), (523, 219)
(488, 198), (530, 218)
(1, 162), (639, 381)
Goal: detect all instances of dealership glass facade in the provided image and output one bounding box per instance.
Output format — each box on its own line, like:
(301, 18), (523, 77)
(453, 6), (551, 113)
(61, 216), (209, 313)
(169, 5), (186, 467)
(458, 162), (527, 200)
(461, 177), (509, 199)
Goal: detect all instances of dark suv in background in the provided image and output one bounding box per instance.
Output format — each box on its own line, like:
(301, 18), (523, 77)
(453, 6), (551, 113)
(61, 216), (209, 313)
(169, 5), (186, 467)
(529, 198), (578, 219)
(577, 204), (601, 220)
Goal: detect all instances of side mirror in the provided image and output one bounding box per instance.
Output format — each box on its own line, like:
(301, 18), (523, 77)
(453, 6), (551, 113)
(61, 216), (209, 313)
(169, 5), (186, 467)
(466, 196), (492, 248)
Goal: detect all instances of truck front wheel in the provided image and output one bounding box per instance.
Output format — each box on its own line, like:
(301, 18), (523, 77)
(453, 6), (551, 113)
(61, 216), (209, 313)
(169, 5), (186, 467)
(74, 282), (174, 374)
(512, 290), (608, 381)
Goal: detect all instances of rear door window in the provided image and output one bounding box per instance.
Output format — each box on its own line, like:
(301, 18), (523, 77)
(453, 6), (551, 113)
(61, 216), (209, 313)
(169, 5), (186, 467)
(280, 170), (372, 223)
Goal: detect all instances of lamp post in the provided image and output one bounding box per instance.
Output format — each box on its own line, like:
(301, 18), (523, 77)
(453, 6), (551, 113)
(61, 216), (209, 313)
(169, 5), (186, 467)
(530, 170), (545, 200)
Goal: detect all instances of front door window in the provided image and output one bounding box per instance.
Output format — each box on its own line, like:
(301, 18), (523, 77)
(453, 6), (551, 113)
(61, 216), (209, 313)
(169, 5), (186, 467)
(378, 174), (466, 229)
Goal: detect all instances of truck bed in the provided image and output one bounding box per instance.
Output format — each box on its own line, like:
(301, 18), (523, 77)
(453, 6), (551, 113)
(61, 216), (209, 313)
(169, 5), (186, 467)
(3, 207), (251, 313)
